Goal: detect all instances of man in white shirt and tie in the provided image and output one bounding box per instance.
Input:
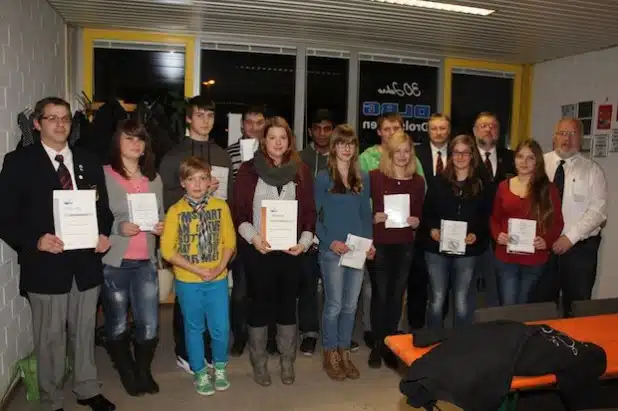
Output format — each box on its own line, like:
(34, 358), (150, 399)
(472, 112), (515, 307)
(533, 117), (608, 316)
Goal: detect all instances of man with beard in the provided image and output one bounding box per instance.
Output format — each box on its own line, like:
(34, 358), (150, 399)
(533, 118), (607, 317)
(473, 112), (515, 308)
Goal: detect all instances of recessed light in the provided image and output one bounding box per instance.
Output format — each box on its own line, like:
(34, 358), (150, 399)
(370, 0), (495, 16)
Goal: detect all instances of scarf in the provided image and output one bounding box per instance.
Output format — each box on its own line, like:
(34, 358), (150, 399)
(184, 194), (212, 262)
(253, 150), (298, 187)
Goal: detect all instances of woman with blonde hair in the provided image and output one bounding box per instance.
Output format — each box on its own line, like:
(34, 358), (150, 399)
(233, 116), (316, 386)
(368, 131), (425, 368)
(315, 124), (374, 381)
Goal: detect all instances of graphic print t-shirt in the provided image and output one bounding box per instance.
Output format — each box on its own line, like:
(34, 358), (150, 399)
(161, 197), (236, 283)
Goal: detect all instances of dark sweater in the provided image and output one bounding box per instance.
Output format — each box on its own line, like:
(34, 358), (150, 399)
(421, 174), (491, 256)
(158, 137), (233, 211)
(369, 170), (425, 245)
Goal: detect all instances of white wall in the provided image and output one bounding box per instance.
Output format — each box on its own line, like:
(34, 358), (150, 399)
(0, 0), (66, 399)
(531, 46), (618, 299)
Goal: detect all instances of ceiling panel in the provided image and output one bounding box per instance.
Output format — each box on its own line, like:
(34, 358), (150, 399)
(49, 0), (618, 63)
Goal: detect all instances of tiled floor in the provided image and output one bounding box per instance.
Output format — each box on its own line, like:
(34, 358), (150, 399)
(6, 306), (460, 411)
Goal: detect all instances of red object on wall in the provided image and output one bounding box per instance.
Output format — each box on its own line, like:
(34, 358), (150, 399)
(597, 104), (613, 130)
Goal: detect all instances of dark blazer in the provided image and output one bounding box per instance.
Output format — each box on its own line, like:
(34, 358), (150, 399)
(415, 143), (442, 250)
(478, 147), (515, 197)
(0, 143), (113, 294)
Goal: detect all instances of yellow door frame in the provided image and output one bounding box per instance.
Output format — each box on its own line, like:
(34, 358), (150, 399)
(81, 28), (195, 101)
(442, 58), (532, 148)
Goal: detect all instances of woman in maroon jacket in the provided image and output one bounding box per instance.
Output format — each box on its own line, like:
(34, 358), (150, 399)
(232, 117), (316, 387)
(368, 131), (425, 369)
(490, 139), (563, 306)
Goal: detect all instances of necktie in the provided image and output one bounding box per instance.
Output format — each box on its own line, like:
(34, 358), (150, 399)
(55, 154), (74, 190)
(484, 152), (493, 178)
(436, 151), (444, 175)
(554, 159), (565, 200)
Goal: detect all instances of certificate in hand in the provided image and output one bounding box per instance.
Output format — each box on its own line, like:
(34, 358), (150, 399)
(127, 193), (159, 231)
(339, 234), (373, 270)
(210, 166), (230, 200)
(507, 218), (536, 254)
(260, 200), (298, 250)
(439, 219), (467, 255)
(53, 190), (99, 250)
(384, 194), (410, 229)
(240, 139), (258, 162)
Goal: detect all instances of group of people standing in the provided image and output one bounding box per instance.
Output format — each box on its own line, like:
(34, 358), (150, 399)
(0, 94), (608, 411)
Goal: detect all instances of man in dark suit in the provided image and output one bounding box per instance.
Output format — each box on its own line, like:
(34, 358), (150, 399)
(0, 97), (116, 411)
(472, 111), (515, 307)
(413, 113), (451, 327)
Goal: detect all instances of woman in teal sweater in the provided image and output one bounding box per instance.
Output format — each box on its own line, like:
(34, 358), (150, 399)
(315, 124), (374, 382)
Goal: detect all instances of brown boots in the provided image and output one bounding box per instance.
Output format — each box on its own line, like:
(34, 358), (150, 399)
(323, 348), (360, 380)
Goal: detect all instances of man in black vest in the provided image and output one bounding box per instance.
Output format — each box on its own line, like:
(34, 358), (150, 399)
(0, 97), (115, 411)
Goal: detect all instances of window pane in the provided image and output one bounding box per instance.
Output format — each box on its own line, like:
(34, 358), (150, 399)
(200, 50), (296, 148)
(358, 61), (438, 152)
(305, 56), (348, 145)
(94, 48), (185, 103)
(450, 73), (514, 147)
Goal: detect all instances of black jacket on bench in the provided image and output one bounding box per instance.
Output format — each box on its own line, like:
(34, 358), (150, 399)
(400, 321), (606, 411)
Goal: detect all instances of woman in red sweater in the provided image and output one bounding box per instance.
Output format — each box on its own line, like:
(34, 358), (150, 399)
(490, 139), (563, 306)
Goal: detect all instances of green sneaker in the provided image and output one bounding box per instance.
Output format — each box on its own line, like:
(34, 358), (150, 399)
(214, 362), (230, 391)
(194, 367), (214, 396)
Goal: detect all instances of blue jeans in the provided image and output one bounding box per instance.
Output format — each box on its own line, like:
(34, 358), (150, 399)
(425, 252), (476, 328)
(102, 260), (159, 342)
(175, 278), (229, 372)
(319, 250), (364, 350)
(495, 261), (544, 306)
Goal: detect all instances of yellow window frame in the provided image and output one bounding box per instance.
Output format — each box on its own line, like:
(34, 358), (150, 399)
(442, 58), (533, 148)
(81, 28), (195, 101)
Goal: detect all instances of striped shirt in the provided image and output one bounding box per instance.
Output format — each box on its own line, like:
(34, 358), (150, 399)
(227, 140), (242, 178)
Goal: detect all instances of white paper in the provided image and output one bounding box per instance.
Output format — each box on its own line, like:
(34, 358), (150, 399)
(439, 220), (467, 255)
(227, 113), (243, 146)
(240, 138), (258, 162)
(261, 200), (298, 250)
(384, 194), (410, 229)
(507, 218), (536, 254)
(127, 193), (159, 231)
(53, 190), (99, 250)
(339, 234), (373, 270)
(210, 166), (230, 200)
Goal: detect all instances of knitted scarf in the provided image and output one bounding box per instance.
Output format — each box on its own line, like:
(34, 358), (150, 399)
(184, 193), (212, 262)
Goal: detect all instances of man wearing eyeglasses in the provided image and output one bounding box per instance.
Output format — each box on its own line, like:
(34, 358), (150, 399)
(473, 112), (515, 308)
(0, 97), (115, 411)
(533, 118), (607, 317)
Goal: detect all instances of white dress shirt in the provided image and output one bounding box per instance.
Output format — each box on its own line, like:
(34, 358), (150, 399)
(478, 147), (497, 177)
(42, 142), (77, 189)
(430, 143), (448, 176)
(544, 151), (607, 244)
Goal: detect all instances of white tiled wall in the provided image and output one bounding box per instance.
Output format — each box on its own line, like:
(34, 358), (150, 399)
(531, 46), (618, 300)
(0, 0), (66, 399)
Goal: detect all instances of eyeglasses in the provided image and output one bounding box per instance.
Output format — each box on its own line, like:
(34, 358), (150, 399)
(336, 142), (356, 150)
(453, 151), (472, 158)
(477, 123), (497, 130)
(41, 115), (71, 124)
(555, 131), (577, 137)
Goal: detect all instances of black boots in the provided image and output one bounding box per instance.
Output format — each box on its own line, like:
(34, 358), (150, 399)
(106, 333), (141, 396)
(134, 338), (160, 394)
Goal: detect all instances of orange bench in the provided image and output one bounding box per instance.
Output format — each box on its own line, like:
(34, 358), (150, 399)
(385, 313), (618, 390)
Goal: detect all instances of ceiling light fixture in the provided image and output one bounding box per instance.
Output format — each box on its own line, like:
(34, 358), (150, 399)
(370, 0), (495, 16)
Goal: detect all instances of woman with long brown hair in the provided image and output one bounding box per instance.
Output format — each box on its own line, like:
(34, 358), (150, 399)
(102, 118), (165, 396)
(315, 124), (374, 381)
(232, 116), (316, 386)
(368, 131), (425, 368)
(422, 134), (491, 328)
(490, 139), (564, 305)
